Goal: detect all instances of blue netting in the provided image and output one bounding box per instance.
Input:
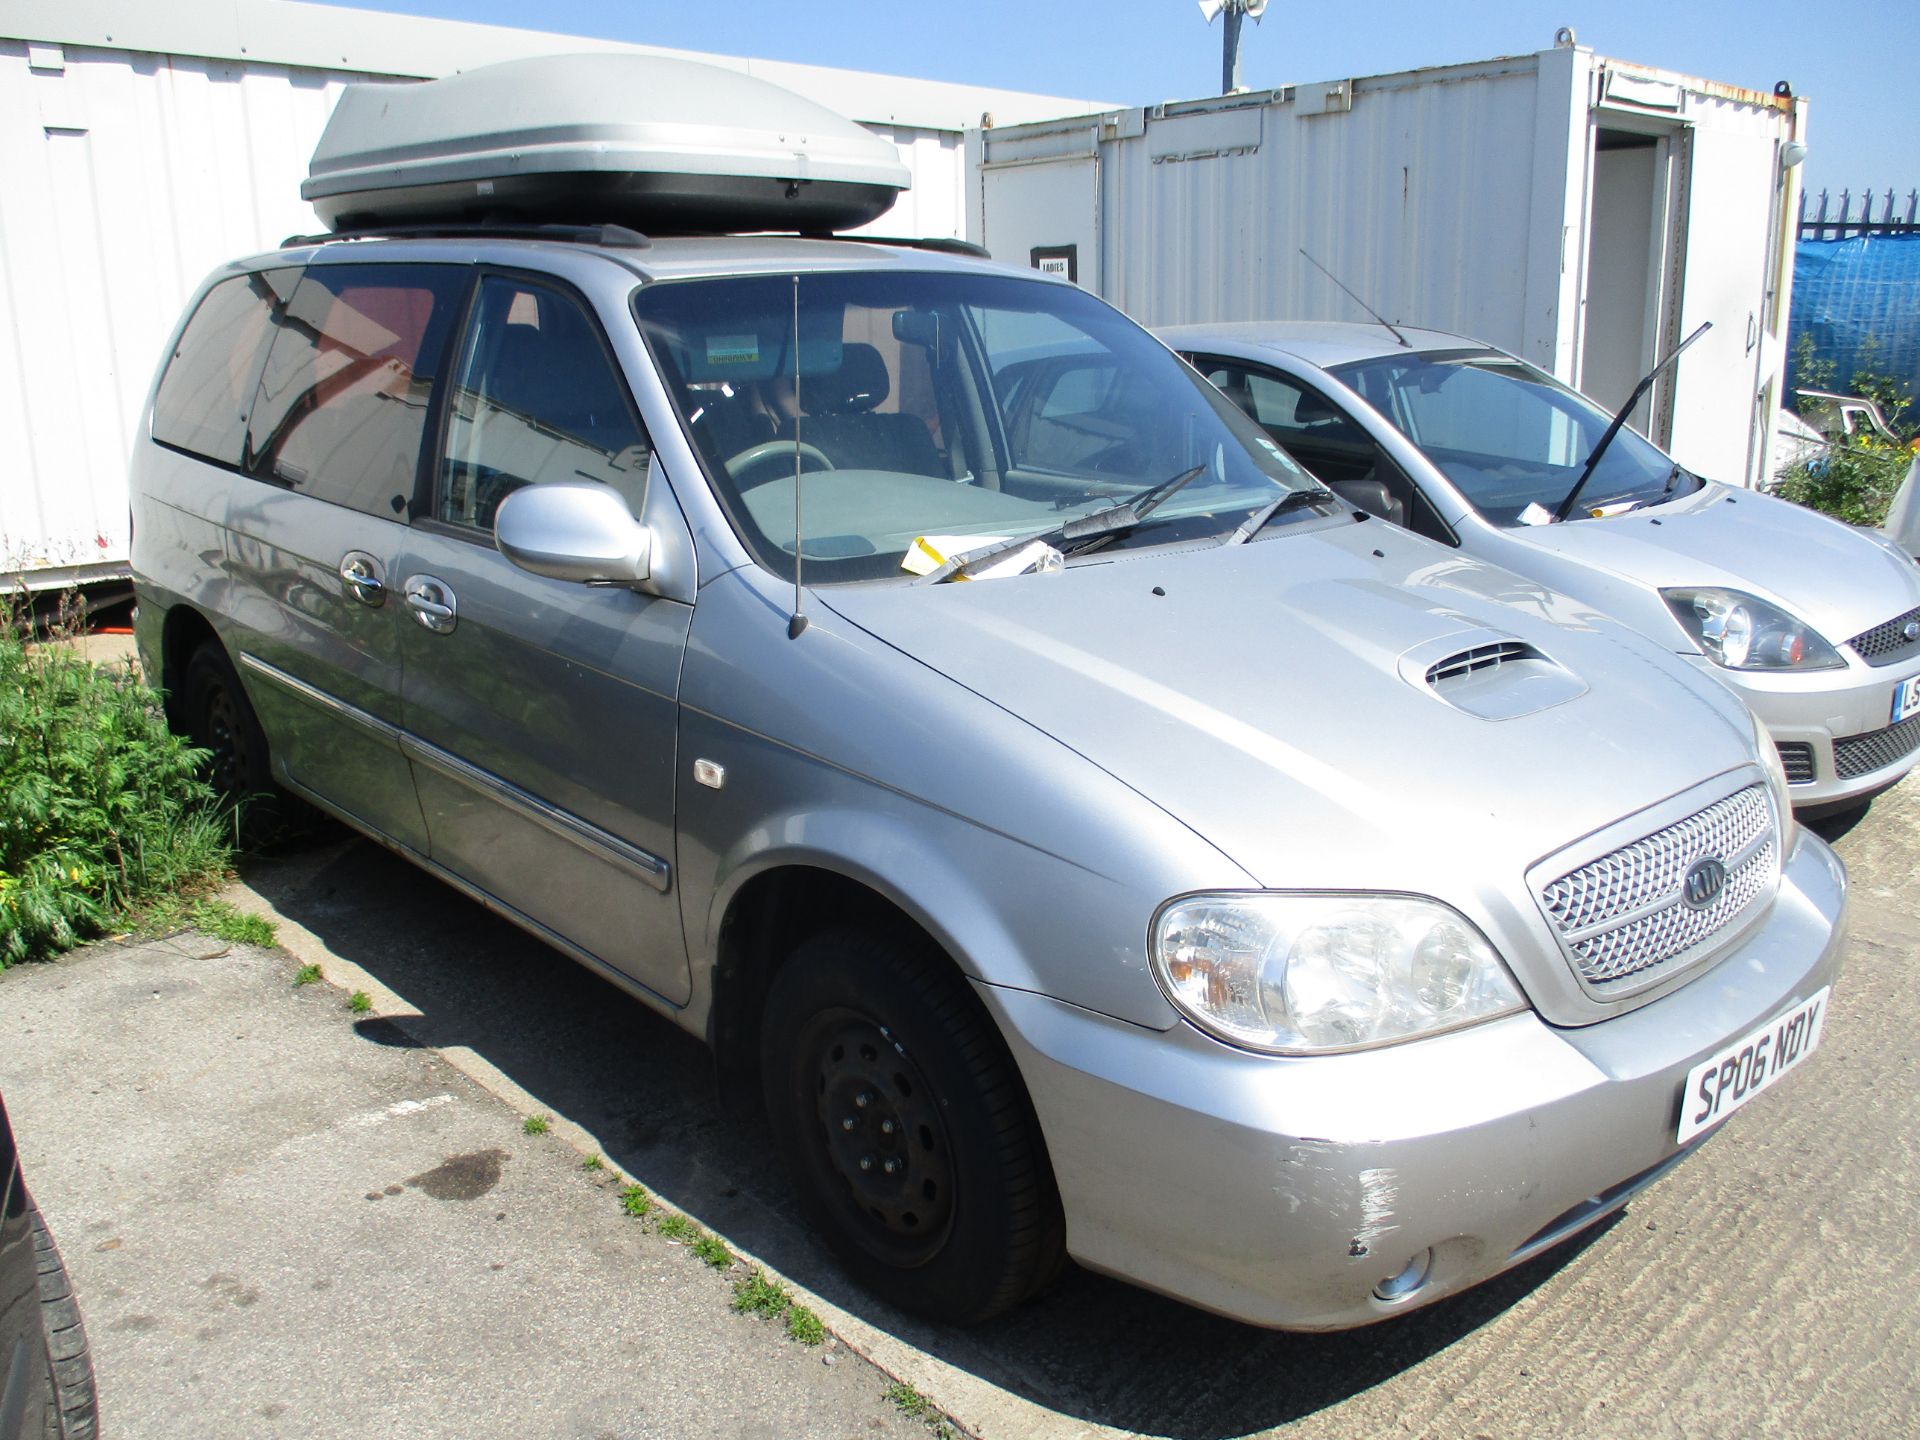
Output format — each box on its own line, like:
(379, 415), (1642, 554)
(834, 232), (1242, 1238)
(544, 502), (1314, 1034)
(1786, 233), (1920, 405)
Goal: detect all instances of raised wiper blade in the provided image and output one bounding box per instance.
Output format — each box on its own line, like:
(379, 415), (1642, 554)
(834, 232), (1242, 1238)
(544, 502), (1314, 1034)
(1551, 322), (1710, 524)
(920, 465), (1206, 583)
(1223, 485), (1336, 545)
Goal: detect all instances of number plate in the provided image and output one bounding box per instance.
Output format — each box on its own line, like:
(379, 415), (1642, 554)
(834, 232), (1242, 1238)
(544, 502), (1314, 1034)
(1893, 676), (1920, 726)
(1677, 987), (1829, 1145)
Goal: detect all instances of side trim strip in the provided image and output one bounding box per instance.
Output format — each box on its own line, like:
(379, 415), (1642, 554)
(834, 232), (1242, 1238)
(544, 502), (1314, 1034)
(240, 650), (671, 893)
(238, 651), (403, 745)
(400, 734), (672, 894)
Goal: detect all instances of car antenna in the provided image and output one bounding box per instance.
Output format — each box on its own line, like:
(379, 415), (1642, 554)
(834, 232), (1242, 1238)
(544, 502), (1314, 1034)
(1551, 320), (1712, 524)
(787, 275), (809, 639)
(1297, 249), (1411, 349)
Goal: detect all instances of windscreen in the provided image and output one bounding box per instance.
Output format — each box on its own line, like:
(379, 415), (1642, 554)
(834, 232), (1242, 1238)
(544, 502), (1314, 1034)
(634, 270), (1316, 582)
(1332, 350), (1702, 525)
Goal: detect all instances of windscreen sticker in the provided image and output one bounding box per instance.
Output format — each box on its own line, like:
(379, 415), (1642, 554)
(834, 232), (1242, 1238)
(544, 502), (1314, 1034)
(705, 334), (762, 366)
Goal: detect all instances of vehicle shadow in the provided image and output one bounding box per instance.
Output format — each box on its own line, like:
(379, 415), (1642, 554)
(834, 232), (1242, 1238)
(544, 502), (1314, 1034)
(240, 829), (1617, 1439)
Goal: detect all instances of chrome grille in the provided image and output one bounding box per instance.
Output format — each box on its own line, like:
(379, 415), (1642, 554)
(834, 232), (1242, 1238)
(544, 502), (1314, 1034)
(1537, 785), (1778, 991)
(1834, 713), (1920, 779)
(1426, 641), (1530, 687)
(1847, 605), (1920, 667)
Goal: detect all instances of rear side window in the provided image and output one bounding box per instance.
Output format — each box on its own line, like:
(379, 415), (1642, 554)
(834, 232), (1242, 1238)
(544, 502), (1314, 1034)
(246, 263), (466, 519)
(151, 269), (298, 467)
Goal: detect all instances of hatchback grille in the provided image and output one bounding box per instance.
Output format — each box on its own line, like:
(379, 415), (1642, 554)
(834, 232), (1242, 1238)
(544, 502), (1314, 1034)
(1536, 785), (1778, 992)
(1425, 641), (1531, 687)
(1834, 712), (1920, 779)
(1774, 741), (1816, 786)
(1847, 605), (1920, 667)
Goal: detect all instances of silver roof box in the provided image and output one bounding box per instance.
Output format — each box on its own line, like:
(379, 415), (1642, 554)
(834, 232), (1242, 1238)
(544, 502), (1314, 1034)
(302, 53), (912, 234)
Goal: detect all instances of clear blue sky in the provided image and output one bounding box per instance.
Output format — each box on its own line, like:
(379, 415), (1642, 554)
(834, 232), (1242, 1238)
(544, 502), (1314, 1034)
(315, 0), (1916, 196)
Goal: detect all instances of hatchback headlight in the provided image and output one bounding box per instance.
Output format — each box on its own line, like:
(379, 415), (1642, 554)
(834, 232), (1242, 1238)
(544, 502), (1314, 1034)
(1661, 587), (1844, 670)
(1150, 893), (1526, 1054)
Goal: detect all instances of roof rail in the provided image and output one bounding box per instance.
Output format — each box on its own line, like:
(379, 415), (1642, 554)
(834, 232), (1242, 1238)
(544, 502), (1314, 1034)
(278, 221), (653, 250)
(849, 235), (992, 258)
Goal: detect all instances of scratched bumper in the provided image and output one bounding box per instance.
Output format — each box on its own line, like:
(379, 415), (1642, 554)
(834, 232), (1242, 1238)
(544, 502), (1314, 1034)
(981, 831), (1847, 1331)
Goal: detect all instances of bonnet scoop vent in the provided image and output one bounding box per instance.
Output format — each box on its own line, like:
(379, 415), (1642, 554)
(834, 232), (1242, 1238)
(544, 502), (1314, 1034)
(1401, 632), (1588, 721)
(1425, 640), (1532, 687)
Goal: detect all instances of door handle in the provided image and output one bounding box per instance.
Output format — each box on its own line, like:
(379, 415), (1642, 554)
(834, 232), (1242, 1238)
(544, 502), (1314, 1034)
(403, 574), (458, 635)
(338, 551), (387, 607)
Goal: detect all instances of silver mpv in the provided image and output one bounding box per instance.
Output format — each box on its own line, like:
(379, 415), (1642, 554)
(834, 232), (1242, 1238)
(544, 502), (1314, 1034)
(132, 231), (1845, 1330)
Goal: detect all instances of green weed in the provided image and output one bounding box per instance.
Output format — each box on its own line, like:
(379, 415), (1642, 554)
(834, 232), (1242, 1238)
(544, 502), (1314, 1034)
(785, 1303), (826, 1347)
(1, 602), (231, 965)
(692, 1232), (733, 1269)
(582, 1153), (603, 1171)
(657, 1212), (697, 1241)
(187, 899), (275, 946)
(619, 1183), (653, 1218)
(347, 990), (372, 1014)
(293, 963), (322, 986)
(731, 1268), (791, 1318)
(886, 1382), (932, 1420)
(522, 1113), (550, 1136)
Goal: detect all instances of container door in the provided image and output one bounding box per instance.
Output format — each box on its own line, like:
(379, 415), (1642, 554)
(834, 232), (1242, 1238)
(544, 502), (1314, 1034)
(397, 274), (693, 1005)
(224, 262), (468, 853)
(1665, 120), (1781, 485)
(979, 126), (1101, 292)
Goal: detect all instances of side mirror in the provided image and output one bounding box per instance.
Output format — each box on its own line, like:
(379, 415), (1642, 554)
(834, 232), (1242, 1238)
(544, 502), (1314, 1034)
(495, 482), (653, 585)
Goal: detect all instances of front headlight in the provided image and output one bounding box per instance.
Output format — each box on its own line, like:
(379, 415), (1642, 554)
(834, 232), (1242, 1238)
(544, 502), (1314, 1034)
(1661, 587), (1844, 670)
(1150, 893), (1526, 1054)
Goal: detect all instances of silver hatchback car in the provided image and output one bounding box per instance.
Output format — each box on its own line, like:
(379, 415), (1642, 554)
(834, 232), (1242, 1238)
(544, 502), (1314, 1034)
(130, 59), (1845, 1332)
(1162, 321), (1920, 817)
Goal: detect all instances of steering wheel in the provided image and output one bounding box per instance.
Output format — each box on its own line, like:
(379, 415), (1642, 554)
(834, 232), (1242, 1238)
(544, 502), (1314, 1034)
(725, 439), (836, 486)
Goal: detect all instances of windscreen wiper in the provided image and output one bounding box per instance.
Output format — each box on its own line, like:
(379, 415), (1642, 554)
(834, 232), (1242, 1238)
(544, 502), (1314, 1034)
(1222, 485), (1338, 545)
(1551, 322), (1711, 524)
(920, 464), (1206, 584)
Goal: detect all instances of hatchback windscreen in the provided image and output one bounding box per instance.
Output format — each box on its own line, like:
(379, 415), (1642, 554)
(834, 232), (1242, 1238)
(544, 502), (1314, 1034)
(634, 271), (1317, 581)
(1332, 350), (1703, 526)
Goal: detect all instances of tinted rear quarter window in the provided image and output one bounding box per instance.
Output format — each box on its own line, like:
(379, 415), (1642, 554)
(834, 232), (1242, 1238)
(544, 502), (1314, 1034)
(151, 269), (299, 466)
(246, 263), (466, 518)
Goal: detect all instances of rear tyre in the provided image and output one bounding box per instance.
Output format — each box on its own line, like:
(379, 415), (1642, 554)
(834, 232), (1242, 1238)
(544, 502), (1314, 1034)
(181, 640), (301, 847)
(29, 1196), (97, 1440)
(760, 924), (1065, 1325)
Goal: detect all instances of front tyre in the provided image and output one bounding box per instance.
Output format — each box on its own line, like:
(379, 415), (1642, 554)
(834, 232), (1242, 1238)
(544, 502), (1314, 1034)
(761, 925), (1064, 1325)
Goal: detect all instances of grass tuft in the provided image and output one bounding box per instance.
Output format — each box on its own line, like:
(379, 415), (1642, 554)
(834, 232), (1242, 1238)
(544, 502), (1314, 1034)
(785, 1303), (827, 1347)
(582, 1154), (603, 1171)
(1, 600), (234, 967)
(187, 899), (276, 946)
(692, 1233), (734, 1269)
(619, 1183), (652, 1218)
(293, 963), (322, 986)
(657, 1211), (696, 1241)
(522, 1113), (550, 1136)
(731, 1268), (790, 1317)
(886, 1382), (932, 1420)
(347, 990), (372, 1014)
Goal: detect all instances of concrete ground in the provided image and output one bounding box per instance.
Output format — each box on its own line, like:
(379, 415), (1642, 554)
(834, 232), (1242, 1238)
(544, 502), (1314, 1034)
(0, 932), (929, 1439)
(2, 778), (1916, 1439)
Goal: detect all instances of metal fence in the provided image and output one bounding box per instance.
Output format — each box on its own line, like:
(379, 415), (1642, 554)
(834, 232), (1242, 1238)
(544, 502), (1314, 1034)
(1799, 187), (1920, 240)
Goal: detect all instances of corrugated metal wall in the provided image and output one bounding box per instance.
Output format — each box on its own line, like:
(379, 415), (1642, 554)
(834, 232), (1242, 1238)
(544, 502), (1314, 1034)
(1096, 59), (1549, 346)
(0, 41), (967, 582)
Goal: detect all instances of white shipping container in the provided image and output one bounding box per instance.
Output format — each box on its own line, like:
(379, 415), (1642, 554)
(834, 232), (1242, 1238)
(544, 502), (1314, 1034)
(0, 0), (1109, 587)
(970, 40), (1808, 490)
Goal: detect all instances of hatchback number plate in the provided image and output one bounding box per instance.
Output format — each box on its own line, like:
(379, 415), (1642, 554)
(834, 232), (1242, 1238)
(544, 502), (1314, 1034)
(1893, 676), (1920, 726)
(1677, 987), (1829, 1145)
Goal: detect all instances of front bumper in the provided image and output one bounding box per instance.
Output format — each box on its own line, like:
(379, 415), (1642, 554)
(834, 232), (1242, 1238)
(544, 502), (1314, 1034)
(983, 830), (1847, 1331)
(1700, 652), (1920, 809)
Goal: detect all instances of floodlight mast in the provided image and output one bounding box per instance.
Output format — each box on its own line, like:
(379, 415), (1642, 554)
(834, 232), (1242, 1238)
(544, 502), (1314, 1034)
(1198, 0), (1267, 94)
